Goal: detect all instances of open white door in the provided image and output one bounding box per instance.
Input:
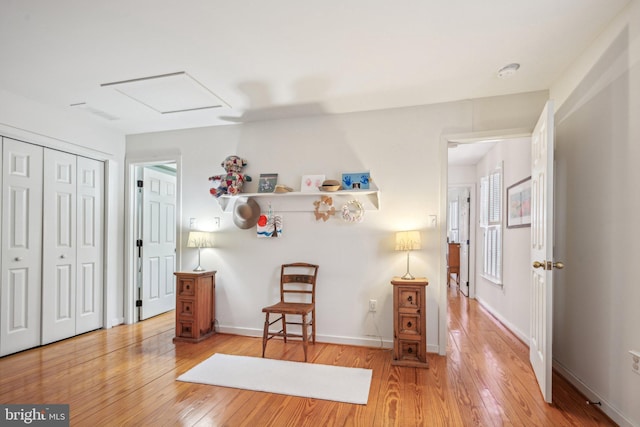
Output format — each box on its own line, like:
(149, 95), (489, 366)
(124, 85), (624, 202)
(530, 100), (563, 403)
(459, 187), (470, 296)
(140, 166), (176, 320)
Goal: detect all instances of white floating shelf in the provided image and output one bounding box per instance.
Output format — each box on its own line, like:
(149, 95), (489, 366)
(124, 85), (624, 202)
(216, 184), (380, 213)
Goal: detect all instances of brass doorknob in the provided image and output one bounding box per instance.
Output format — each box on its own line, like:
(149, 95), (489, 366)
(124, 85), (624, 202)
(533, 260), (565, 270)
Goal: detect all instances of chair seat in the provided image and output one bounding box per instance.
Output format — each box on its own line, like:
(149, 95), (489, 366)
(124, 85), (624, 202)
(262, 301), (314, 315)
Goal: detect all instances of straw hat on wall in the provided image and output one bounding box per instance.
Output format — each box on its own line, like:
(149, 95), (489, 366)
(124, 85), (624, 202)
(233, 197), (261, 229)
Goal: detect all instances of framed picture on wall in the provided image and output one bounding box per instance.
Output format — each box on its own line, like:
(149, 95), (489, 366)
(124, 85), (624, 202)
(506, 176), (532, 228)
(341, 172), (370, 190)
(258, 173), (278, 193)
(300, 174), (325, 192)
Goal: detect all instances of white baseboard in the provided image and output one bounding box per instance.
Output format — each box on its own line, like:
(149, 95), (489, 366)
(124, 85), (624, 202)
(553, 360), (635, 427)
(475, 296), (529, 345)
(217, 325), (393, 349)
(110, 317), (124, 328)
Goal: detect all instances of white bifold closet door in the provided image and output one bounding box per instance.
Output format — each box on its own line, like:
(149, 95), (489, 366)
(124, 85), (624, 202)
(75, 155), (104, 335)
(42, 149), (104, 345)
(0, 138), (44, 355)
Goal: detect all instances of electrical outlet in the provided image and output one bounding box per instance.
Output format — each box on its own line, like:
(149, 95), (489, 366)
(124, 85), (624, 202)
(630, 350), (640, 375)
(189, 218), (197, 229)
(213, 217), (221, 229)
(369, 299), (377, 312)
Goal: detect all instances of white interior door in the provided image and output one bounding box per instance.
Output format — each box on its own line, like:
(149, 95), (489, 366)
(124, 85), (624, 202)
(140, 166), (176, 320)
(1, 138), (43, 355)
(76, 156), (104, 334)
(42, 149), (77, 345)
(459, 187), (471, 296)
(530, 100), (558, 403)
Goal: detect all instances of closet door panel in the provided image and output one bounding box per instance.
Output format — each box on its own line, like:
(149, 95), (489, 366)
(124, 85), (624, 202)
(76, 156), (103, 334)
(42, 149), (77, 345)
(1, 138), (43, 356)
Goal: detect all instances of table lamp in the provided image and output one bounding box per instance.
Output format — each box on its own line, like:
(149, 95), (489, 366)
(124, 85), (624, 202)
(395, 230), (421, 280)
(186, 231), (214, 271)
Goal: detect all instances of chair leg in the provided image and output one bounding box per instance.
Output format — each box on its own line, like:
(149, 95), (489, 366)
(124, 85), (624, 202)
(301, 312), (308, 362)
(282, 314), (287, 343)
(262, 313), (269, 358)
(311, 309), (316, 344)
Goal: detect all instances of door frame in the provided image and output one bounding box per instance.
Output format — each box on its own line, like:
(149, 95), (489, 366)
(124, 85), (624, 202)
(439, 128), (530, 355)
(447, 184), (475, 298)
(124, 154), (182, 325)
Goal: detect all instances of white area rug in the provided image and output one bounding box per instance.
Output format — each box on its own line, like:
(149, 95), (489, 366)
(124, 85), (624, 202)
(177, 353), (372, 405)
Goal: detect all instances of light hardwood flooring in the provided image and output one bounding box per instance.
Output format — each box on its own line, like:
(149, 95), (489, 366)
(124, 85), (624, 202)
(0, 287), (615, 426)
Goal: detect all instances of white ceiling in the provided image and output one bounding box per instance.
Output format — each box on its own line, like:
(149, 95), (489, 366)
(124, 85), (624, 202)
(448, 142), (497, 167)
(0, 0), (630, 135)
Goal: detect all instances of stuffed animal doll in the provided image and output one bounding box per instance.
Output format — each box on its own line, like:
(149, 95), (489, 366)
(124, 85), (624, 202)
(209, 155), (252, 197)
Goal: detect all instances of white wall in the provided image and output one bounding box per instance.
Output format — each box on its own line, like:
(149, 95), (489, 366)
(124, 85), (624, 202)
(550, 2), (640, 425)
(449, 165), (476, 185)
(473, 137), (532, 342)
(0, 88), (127, 329)
(127, 91), (547, 353)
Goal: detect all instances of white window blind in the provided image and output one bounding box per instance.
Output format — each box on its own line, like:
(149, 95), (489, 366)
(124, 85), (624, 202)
(480, 164), (502, 284)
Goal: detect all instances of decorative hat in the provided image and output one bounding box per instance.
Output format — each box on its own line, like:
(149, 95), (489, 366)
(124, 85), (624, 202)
(233, 197), (261, 229)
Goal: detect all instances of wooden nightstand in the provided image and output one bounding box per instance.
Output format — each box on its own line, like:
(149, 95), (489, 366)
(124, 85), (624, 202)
(391, 276), (429, 368)
(173, 270), (216, 343)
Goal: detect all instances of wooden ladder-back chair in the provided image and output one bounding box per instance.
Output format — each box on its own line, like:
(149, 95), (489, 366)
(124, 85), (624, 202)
(261, 263), (319, 362)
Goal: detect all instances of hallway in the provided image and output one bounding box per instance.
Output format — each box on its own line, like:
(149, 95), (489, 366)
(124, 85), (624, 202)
(446, 285), (614, 425)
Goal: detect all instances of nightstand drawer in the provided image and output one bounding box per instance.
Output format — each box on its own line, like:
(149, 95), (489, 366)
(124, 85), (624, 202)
(177, 320), (195, 338)
(397, 287), (421, 310)
(178, 279), (195, 296)
(177, 300), (195, 317)
(397, 339), (423, 362)
(398, 312), (421, 338)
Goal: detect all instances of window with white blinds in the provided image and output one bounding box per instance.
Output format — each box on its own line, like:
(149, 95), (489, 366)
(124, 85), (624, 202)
(480, 164), (503, 284)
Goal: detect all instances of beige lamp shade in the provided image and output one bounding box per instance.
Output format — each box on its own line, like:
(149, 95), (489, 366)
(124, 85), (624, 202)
(187, 231), (215, 248)
(395, 230), (421, 251)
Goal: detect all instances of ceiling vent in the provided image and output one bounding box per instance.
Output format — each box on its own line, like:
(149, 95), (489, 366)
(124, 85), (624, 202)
(101, 71), (230, 114)
(70, 102), (120, 121)
(497, 63), (520, 79)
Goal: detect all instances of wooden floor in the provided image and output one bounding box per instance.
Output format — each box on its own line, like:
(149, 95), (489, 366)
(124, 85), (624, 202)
(0, 287), (614, 426)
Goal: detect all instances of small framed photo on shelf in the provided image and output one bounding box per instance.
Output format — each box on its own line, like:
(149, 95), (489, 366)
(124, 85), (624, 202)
(341, 172), (370, 190)
(258, 173), (278, 193)
(300, 174), (325, 192)
(506, 176), (532, 228)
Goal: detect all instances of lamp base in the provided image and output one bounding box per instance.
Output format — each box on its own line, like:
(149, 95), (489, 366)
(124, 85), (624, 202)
(400, 250), (416, 280)
(193, 247), (205, 271)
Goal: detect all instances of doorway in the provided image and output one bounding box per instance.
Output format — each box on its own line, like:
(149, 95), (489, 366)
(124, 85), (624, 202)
(447, 185), (473, 297)
(124, 156), (182, 324)
(439, 129), (531, 356)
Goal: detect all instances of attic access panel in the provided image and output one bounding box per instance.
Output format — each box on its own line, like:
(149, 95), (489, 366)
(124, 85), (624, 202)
(101, 71), (229, 114)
